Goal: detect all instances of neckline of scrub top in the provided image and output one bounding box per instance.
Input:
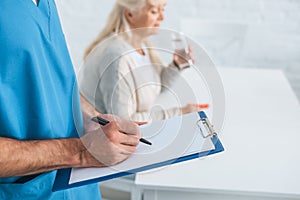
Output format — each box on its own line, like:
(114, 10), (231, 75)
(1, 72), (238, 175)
(21, 0), (43, 9)
(32, 0), (38, 6)
(18, 0), (52, 41)
(19, 0), (48, 15)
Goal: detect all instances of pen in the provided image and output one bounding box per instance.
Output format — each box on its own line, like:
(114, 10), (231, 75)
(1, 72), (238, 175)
(91, 116), (152, 146)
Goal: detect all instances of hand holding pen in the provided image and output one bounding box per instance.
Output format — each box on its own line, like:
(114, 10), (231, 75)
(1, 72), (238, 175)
(92, 116), (152, 145)
(80, 114), (143, 166)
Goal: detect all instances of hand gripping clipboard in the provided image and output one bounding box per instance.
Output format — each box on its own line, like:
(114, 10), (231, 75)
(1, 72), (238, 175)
(53, 111), (224, 191)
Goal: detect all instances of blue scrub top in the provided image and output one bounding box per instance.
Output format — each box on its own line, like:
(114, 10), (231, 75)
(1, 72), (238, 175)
(0, 0), (100, 199)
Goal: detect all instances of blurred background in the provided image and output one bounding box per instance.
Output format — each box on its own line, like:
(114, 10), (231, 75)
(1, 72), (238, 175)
(56, 0), (300, 102)
(54, 1), (300, 199)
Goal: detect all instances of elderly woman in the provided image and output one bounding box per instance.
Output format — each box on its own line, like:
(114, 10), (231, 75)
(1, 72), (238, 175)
(79, 0), (200, 122)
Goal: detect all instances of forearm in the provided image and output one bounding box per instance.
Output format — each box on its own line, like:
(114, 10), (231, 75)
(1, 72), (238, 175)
(80, 93), (98, 118)
(129, 106), (181, 122)
(0, 136), (85, 178)
(0, 96), (139, 178)
(160, 63), (180, 92)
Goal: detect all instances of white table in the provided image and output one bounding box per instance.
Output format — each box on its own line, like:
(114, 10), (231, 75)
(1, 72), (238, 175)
(134, 68), (300, 200)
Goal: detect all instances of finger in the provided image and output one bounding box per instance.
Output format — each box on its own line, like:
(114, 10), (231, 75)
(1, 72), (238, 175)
(119, 121), (141, 137)
(189, 52), (195, 61)
(118, 133), (140, 146)
(173, 55), (179, 64)
(187, 49), (195, 63)
(135, 121), (148, 126)
(114, 141), (138, 156)
(104, 116), (141, 137)
(119, 144), (137, 155)
(101, 123), (139, 145)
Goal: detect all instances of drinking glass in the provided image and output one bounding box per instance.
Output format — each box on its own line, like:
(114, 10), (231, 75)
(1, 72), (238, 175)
(171, 32), (193, 69)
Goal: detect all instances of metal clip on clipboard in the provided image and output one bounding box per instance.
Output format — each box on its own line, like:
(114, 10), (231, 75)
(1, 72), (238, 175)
(197, 112), (218, 138)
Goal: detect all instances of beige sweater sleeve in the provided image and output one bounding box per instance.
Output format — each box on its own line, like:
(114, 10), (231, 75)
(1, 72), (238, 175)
(127, 63), (183, 122)
(160, 62), (181, 92)
(129, 105), (181, 122)
(80, 39), (182, 122)
(105, 57), (181, 122)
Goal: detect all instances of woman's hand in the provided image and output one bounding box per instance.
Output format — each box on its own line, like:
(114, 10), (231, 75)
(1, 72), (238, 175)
(173, 46), (195, 70)
(180, 103), (202, 115)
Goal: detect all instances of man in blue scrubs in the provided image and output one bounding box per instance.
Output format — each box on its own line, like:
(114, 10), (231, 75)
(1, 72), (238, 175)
(0, 0), (141, 199)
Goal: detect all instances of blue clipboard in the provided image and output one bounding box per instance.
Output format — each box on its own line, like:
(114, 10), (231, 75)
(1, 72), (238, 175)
(53, 111), (224, 191)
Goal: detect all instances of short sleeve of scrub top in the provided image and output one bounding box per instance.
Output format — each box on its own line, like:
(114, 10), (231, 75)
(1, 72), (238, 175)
(0, 0), (100, 199)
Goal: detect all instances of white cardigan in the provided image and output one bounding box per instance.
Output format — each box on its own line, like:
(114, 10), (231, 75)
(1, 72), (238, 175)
(78, 37), (181, 122)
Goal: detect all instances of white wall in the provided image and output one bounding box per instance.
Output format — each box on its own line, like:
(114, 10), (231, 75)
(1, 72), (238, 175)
(55, 0), (300, 100)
